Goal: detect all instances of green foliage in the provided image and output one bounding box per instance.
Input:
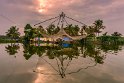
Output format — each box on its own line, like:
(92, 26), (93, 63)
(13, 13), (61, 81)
(37, 25), (47, 35)
(6, 26), (20, 40)
(24, 24), (33, 40)
(24, 24), (40, 42)
(80, 25), (87, 35)
(82, 19), (105, 37)
(85, 26), (95, 37)
(98, 35), (124, 45)
(93, 19), (105, 36)
(46, 24), (60, 35)
(64, 24), (80, 36)
(22, 19), (105, 42)
(0, 39), (18, 43)
(23, 43), (46, 60)
(111, 32), (122, 37)
(5, 44), (20, 55)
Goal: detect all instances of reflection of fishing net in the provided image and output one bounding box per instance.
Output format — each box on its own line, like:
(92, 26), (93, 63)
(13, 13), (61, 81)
(33, 55), (97, 78)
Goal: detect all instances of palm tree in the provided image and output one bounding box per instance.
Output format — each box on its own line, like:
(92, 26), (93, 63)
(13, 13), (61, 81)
(37, 25), (47, 34)
(64, 24), (73, 36)
(111, 32), (122, 43)
(64, 24), (80, 36)
(111, 32), (122, 37)
(6, 26), (20, 40)
(93, 19), (105, 36)
(80, 25), (87, 35)
(73, 25), (80, 36)
(46, 24), (56, 35)
(24, 24), (36, 42)
(23, 44), (36, 60)
(86, 26), (95, 37)
(54, 26), (60, 34)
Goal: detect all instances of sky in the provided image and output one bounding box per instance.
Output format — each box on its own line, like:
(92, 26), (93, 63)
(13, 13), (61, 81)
(0, 0), (124, 35)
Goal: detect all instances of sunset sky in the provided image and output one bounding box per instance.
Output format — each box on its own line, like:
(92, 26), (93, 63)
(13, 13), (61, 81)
(0, 0), (124, 35)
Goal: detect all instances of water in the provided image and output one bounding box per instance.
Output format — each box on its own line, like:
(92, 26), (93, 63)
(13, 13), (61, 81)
(0, 43), (124, 83)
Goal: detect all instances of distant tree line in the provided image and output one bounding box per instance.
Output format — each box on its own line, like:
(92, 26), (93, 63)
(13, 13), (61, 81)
(1, 19), (124, 44)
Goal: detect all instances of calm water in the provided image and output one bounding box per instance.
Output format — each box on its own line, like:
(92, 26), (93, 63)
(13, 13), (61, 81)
(0, 43), (124, 83)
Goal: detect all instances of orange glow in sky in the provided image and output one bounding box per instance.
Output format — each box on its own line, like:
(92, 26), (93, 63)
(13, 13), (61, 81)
(36, 0), (53, 13)
(38, 0), (46, 13)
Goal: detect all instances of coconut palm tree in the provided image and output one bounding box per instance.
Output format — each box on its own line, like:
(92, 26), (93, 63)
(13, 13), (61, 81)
(46, 24), (56, 35)
(64, 24), (73, 36)
(86, 26), (95, 37)
(73, 25), (80, 36)
(80, 25), (87, 35)
(24, 24), (33, 41)
(111, 32), (122, 43)
(37, 25), (47, 34)
(93, 19), (105, 36)
(64, 24), (80, 36)
(54, 26), (60, 34)
(24, 24), (38, 42)
(111, 32), (122, 37)
(6, 26), (20, 40)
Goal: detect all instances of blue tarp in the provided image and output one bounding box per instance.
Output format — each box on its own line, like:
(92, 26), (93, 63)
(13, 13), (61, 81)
(62, 43), (71, 48)
(63, 37), (71, 41)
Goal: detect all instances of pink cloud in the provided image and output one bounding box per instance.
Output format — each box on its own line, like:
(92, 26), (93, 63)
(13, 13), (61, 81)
(0, 0), (124, 35)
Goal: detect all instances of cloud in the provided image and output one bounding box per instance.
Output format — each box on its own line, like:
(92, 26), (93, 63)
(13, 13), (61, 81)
(0, 0), (124, 35)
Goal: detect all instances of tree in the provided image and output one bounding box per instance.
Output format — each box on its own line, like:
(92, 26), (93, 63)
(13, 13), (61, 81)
(111, 32), (122, 37)
(24, 24), (34, 42)
(64, 24), (80, 36)
(23, 44), (36, 60)
(64, 24), (73, 36)
(46, 24), (56, 35)
(86, 26), (95, 37)
(80, 25), (87, 35)
(37, 25), (47, 34)
(46, 24), (60, 35)
(111, 32), (122, 43)
(6, 26), (20, 40)
(54, 26), (60, 34)
(24, 24), (33, 37)
(73, 25), (80, 36)
(93, 19), (105, 36)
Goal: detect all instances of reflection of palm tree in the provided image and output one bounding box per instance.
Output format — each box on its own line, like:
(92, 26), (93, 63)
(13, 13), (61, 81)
(23, 44), (46, 60)
(99, 43), (122, 54)
(80, 42), (106, 64)
(36, 46), (46, 57)
(5, 43), (20, 56)
(23, 44), (36, 60)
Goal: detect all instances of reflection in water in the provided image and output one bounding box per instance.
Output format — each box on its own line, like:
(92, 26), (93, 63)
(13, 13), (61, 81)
(5, 43), (20, 57)
(61, 43), (72, 48)
(5, 42), (124, 78)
